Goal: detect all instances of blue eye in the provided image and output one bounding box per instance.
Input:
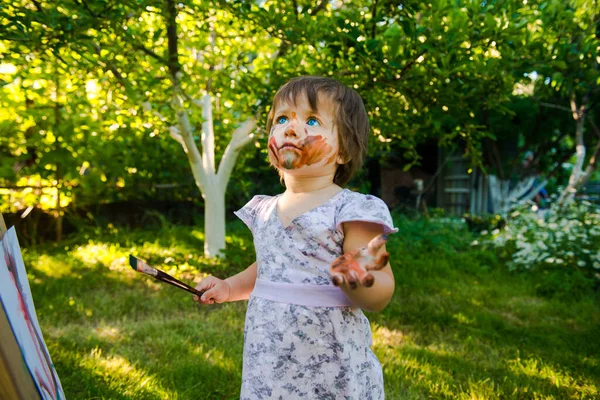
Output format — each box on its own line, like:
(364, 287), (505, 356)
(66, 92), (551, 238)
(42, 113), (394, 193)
(276, 116), (288, 124)
(307, 118), (320, 127)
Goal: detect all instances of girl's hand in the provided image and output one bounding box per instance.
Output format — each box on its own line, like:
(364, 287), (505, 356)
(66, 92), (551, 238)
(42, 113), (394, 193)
(330, 234), (389, 289)
(193, 276), (231, 304)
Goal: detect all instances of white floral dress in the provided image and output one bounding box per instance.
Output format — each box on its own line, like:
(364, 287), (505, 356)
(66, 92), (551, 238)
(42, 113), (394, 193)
(234, 189), (397, 400)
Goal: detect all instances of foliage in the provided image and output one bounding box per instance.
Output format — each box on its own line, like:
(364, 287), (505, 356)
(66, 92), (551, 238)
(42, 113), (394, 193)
(477, 200), (600, 286)
(462, 212), (506, 233)
(0, 0), (555, 210)
(21, 218), (600, 398)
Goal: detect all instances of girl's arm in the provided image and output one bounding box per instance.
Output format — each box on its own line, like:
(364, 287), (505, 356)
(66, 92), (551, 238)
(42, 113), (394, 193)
(225, 262), (257, 301)
(194, 262), (257, 304)
(336, 222), (395, 312)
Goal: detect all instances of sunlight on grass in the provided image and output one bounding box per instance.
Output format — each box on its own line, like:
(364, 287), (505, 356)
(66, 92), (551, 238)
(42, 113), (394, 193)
(372, 324), (405, 347)
(190, 345), (237, 372)
(191, 230), (205, 241)
(458, 378), (500, 399)
(84, 347), (176, 399)
(29, 254), (75, 278)
(22, 220), (599, 399)
(72, 242), (128, 270)
(452, 312), (475, 325)
(95, 326), (123, 342)
(508, 357), (599, 396)
(399, 352), (455, 396)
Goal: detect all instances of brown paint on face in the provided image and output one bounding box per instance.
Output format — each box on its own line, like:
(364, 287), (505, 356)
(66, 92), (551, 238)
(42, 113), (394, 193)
(292, 135), (333, 168)
(268, 137), (280, 165)
(326, 152), (337, 165)
(270, 135), (333, 170)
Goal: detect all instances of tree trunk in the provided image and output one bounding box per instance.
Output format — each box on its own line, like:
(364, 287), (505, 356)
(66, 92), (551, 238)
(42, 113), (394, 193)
(203, 179), (226, 257)
(557, 95), (587, 207)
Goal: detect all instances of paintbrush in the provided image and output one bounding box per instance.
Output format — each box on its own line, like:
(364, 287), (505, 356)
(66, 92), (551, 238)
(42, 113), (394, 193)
(129, 255), (204, 297)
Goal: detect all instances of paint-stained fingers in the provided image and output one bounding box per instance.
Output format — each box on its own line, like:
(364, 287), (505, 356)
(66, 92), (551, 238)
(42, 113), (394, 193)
(347, 269), (359, 289)
(331, 273), (345, 287)
(367, 234), (388, 256)
(367, 252), (390, 271)
(361, 273), (375, 287)
(330, 256), (347, 273)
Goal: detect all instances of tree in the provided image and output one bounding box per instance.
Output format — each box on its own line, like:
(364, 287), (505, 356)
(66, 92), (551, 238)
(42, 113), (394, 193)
(2, 0), (278, 255)
(525, 0), (600, 206)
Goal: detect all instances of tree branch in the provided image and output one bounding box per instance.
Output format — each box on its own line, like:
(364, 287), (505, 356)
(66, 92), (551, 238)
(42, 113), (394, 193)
(311, 0), (328, 15)
(589, 116), (600, 139)
(578, 139), (600, 188)
(201, 95), (216, 175)
(133, 44), (166, 64)
(165, 0), (180, 81)
(217, 119), (256, 191)
(371, 0), (377, 39)
(539, 102), (572, 113)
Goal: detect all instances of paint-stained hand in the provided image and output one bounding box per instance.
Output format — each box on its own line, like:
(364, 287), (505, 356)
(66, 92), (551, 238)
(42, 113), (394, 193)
(193, 276), (231, 305)
(329, 234), (389, 289)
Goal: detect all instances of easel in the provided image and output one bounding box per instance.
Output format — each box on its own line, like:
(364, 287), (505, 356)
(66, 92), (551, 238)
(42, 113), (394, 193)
(0, 212), (42, 399)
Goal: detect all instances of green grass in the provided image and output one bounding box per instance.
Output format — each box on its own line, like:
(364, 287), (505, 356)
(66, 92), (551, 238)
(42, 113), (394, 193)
(21, 217), (599, 399)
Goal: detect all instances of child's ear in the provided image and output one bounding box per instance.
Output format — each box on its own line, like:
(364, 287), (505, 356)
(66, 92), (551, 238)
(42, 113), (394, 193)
(337, 154), (351, 165)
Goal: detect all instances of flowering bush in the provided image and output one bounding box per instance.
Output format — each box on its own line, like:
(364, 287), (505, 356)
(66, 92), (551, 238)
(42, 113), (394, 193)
(476, 200), (600, 280)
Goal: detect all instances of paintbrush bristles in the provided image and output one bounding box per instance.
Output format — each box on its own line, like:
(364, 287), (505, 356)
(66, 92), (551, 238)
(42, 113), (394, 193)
(129, 255), (158, 277)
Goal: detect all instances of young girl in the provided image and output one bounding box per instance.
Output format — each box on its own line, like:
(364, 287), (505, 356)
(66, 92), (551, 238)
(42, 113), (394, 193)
(194, 76), (397, 399)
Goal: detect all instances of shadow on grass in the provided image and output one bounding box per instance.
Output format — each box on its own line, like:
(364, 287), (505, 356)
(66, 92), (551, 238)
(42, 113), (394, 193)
(48, 327), (241, 400)
(24, 239), (248, 399)
(368, 253), (600, 399)
(22, 219), (600, 399)
(385, 345), (591, 399)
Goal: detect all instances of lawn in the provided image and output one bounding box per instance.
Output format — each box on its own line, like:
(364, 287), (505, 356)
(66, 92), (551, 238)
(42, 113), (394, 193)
(21, 217), (599, 399)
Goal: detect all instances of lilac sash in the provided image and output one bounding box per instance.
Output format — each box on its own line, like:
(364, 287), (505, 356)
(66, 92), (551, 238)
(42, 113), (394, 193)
(252, 279), (354, 307)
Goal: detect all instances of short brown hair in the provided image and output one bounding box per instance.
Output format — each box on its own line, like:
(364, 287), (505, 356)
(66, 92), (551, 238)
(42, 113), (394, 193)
(266, 76), (369, 186)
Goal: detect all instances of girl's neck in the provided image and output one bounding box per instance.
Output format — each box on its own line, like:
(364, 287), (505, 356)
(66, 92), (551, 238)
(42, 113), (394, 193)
(282, 172), (337, 194)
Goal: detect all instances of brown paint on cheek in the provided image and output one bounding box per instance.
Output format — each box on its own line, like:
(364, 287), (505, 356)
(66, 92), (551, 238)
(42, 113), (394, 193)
(326, 152), (337, 164)
(291, 135), (333, 168)
(268, 137), (280, 165)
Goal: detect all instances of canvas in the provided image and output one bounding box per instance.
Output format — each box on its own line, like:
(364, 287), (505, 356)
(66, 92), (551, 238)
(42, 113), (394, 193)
(0, 227), (64, 399)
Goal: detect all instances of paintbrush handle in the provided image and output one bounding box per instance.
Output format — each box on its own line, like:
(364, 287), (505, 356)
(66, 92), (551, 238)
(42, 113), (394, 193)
(153, 269), (205, 297)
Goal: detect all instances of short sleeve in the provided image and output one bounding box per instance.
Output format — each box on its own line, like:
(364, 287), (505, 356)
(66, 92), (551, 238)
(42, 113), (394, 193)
(336, 193), (398, 235)
(234, 195), (269, 233)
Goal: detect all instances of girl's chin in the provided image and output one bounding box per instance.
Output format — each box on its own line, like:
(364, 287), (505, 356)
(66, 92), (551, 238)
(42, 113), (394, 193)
(279, 163), (336, 175)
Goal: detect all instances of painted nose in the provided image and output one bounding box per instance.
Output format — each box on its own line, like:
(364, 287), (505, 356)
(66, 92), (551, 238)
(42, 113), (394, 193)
(284, 119), (299, 138)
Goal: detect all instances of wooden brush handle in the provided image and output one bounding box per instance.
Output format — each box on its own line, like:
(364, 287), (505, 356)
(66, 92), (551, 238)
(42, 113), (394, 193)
(154, 269), (205, 297)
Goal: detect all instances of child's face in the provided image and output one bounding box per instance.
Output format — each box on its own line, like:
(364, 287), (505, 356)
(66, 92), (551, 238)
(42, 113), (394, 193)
(268, 93), (340, 177)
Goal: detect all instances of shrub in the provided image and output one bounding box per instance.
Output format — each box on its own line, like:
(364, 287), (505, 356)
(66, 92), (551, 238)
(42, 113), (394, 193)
(477, 200), (600, 284)
(463, 213), (506, 233)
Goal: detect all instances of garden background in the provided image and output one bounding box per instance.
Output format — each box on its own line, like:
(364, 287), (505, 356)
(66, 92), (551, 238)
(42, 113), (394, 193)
(1, 0), (599, 398)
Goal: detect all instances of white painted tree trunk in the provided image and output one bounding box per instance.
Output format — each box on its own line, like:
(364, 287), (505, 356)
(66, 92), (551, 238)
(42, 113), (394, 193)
(557, 97), (587, 207)
(170, 92), (256, 257)
(203, 178), (226, 257)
